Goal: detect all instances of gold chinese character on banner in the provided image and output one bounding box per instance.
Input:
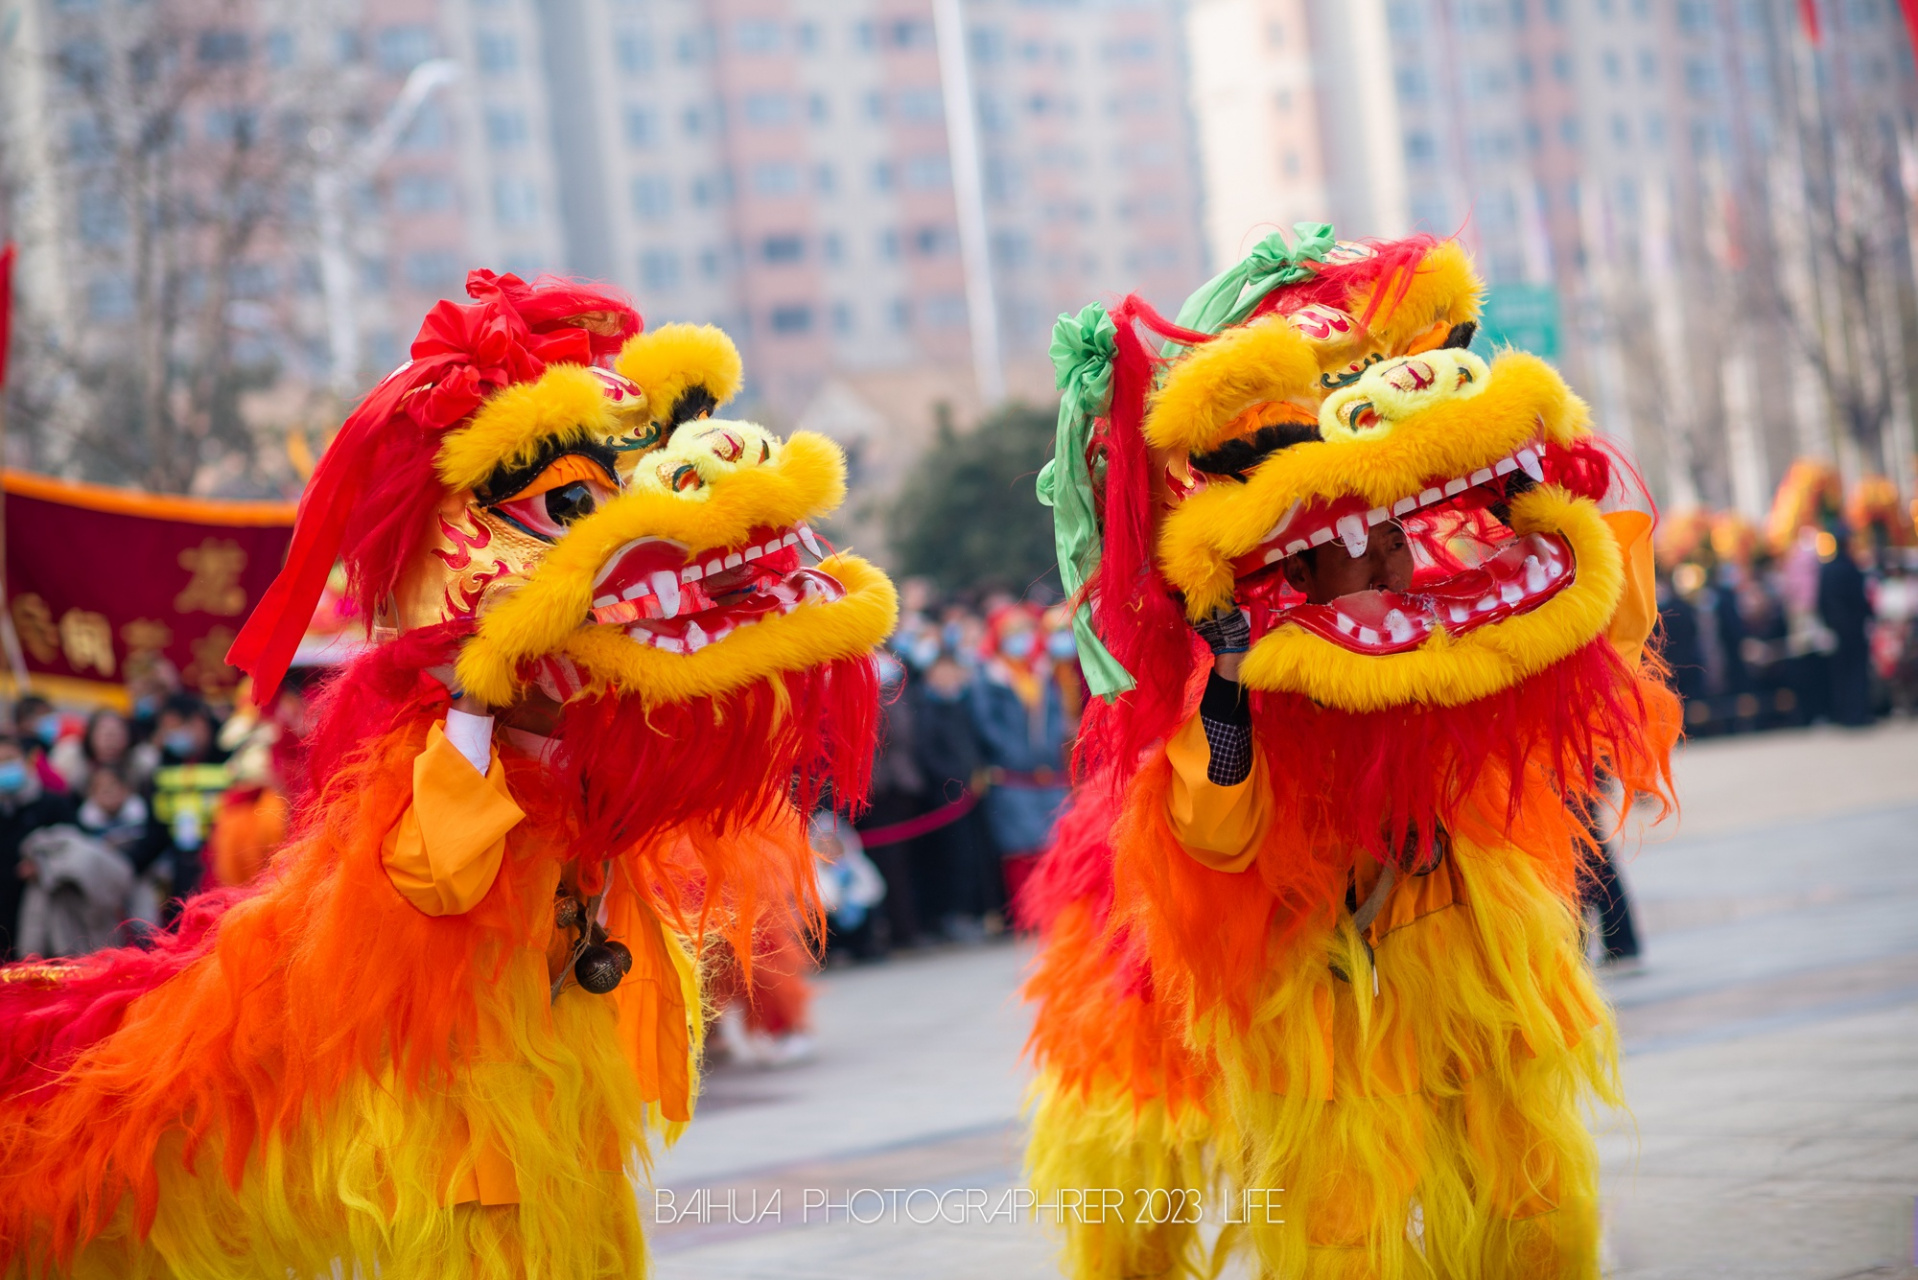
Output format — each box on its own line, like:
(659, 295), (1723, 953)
(120, 617), (174, 660)
(185, 626), (239, 697)
(175, 539), (249, 616)
(9, 594), (58, 664)
(58, 609), (115, 677)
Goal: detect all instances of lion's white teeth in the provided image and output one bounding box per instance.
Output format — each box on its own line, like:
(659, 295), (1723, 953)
(1366, 506), (1391, 527)
(745, 544), (763, 560)
(1309, 527), (1335, 548)
(704, 557), (724, 576)
(1393, 496), (1418, 517)
(1494, 456), (1517, 477)
(650, 571), (681, 618)
(1499, 580), (1524, 605)
(1470, 468), (1494, 486)
(797, 525), (823, 558)
(1516, 448), (1544, 484)
(1336, 513), (1370, 559)
(1419, 487), (1443, 507)
(1444, 477), (1468, 496)
(1523, 555), (1549, 594)
(684, 620), (709, 651)
(724, 552), (743, 569)
(1384, 609), (1415, 644)
(681, 564), (702, 583)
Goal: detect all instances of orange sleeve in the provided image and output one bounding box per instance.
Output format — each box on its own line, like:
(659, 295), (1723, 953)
(1164, 714), (1270, 873)
(381, 721), (526, 917)
(603, 873), (698, 1124)
(1603, 510), (1657, 669)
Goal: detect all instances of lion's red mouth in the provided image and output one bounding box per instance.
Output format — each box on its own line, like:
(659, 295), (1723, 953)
(1231, 433), (1613, 656)
(1264, 531), (1573, 656)
(585, 523), (845, 654)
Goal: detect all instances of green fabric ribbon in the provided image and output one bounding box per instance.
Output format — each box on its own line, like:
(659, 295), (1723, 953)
(1174, 221), (1337, 335)
(1036, 303), (1135, 698)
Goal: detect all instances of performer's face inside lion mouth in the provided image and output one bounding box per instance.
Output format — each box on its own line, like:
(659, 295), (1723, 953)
(1154, 341), (1624, 710)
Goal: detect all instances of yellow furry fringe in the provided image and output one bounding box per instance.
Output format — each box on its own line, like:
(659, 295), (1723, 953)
(1350, 240), (1482, 356)
(614, 324), (743, 426)
(1027, 843), (1616, 1280)
(34, 952), (668, 1280)
(1235, 488), (1624, 710)
(1146, 316), (1325, 454)
(1025, 1081), (1215, 1280)
(437, 364), (620, 492)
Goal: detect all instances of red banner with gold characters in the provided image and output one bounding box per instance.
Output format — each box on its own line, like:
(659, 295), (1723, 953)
(2, 471), (294, 701)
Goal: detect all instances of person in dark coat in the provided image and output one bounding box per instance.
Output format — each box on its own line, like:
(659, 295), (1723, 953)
(0, 734), (80, 959)
(1818, 535), (1876, 727)
(1656, 574), (1707, 709)
(853, 651), (929, 950)
(915, 652), (1001, 940)
(970, 605), (1071, 915)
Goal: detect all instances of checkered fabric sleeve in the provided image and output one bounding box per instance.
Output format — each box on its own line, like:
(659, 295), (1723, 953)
(1198, 672), (1253, 786)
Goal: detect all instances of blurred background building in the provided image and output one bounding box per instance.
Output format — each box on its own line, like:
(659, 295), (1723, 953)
(3, 0), (1917, 543)
(1186, 0), (1918, 522)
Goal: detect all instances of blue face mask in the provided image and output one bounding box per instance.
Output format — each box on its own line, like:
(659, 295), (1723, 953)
(942, 621), (964, 651)
(907, 637), (941, 670)
(163, 729), (198, 757)
(133, 696), (158, 718)
(1000, 631), (1036, 661)
(34, 720), (59, 747)
(0, 762), (27, 794)
(1045, 630), (1077, 660)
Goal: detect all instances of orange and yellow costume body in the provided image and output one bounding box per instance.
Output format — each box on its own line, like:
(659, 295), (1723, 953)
(1026, 230), (1678, 1279)
(0, 274), (896, 1278)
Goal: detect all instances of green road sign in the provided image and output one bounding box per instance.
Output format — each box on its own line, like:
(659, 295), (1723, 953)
(1476, 283), (1561, 359)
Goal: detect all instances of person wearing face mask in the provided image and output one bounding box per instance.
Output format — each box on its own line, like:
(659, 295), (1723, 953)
(11, 696), (72, 797)
(852, 649), (930, 949)
(969, 603), (1073, 914)
(0, 734), (80, 959)
(914, 651), (1001, 940)
(134, 694), (231, 911)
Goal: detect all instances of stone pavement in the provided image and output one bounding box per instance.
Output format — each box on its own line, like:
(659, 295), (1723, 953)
(648, 720), (1918, 1279)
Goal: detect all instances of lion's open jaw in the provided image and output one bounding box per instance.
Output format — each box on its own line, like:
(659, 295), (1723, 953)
(1233, 428), (1593, 658)
(586, 524), (846, 653)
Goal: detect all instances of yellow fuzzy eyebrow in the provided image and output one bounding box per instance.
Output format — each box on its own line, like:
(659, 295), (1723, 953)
(436, 364), (618, 492)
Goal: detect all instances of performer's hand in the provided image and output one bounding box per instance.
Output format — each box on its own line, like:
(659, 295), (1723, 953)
(425, 662), (491, 717)
(1192, 604), (1251, 682)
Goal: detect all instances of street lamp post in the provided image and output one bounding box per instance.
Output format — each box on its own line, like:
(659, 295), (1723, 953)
(312, 58), (460, 403)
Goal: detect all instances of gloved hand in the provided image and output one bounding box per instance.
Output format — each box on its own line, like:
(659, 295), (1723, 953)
(1193, 605), (1251, 655)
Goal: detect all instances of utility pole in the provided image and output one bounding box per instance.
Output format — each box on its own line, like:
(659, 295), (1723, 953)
(312, 59), (460, 403)
(932, 0), (1006, 408)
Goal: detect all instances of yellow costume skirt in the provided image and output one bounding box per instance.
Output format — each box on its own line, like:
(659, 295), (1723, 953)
(1027, 837), (1618, 1280)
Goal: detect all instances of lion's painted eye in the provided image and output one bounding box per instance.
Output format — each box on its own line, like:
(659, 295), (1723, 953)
(493, 455), (617, 540)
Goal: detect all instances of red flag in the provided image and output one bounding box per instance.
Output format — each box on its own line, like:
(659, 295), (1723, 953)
(1899, 0), (1918, 74)
(1800, 0), (1823, 43)
(0, 243), (15, 391)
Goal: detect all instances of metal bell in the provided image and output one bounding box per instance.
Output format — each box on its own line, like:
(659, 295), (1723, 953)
(574, 944), (625, 994)
(555, 895), (585, 931)
(604, 940), (633, 975)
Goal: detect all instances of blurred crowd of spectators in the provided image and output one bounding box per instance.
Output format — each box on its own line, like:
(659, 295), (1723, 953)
(811, 578), (1086, 964)
(0, 668), (308, 961)
(1656, 537), (1918, 734)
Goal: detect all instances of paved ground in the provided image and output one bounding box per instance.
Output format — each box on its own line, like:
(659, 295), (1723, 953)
(647, 720), (1918, 1279)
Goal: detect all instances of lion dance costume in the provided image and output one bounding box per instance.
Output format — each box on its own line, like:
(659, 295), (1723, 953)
(1025, 228), (1679, 1279)
(0, 272), (896, 1278)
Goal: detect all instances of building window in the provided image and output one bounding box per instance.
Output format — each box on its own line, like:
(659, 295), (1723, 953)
(404, 250), (463, 293)
(832, 301), (854, 334)
(879, 229), (900, 260)
(1638, 49), (1657, 81)
(377, 25), (437, 74)
(761, 233), (805, 263)
(822, 232), (843, 262)
(1551, 51), (1571, 81)
(911, 225), (956, 256)
(872, 160), (896, 192)
(924, 294), (967, 328)
(751, 162), (801, 195)
(735, 19), (781, 53)
(266, 29), (295, 68)
(1684, 57), (1721, 100)
(904, 155), (950, 189)
(486, 108), (530, 150)
(640, 249), (680, 290)
(623, 107), (656, 147)
(889, 298), (911, 328)
(809, 93), (830, 122)
(494, 177), (539, 226)
(1610, 114), (1630, 145)
(477, 30), (518, 75)
(77, 190), (125, 246)
(86, 276), (134, 320)
(1558, 115), (1580, 146)
(631, 175), (671, 220)
(886, 18), (934, 48)
(1602, 49), (1622, 82)
(400, 103), (448, 152)
(392, 173), (456, 212)
(743, 92), (792, 126)
(198, 29), (249, 65)
(616, 29), (654, 72)
(795, 21), (820, 52)
(1404, 132), (1437, 163)
(769, 304), (812, 333)
(895, 87), (943, 121)
(813, 163), (836, 194)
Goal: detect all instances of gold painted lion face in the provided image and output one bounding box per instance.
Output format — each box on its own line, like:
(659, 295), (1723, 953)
(1152, 278), (1625, 713)
(385, 325), (897, 709)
